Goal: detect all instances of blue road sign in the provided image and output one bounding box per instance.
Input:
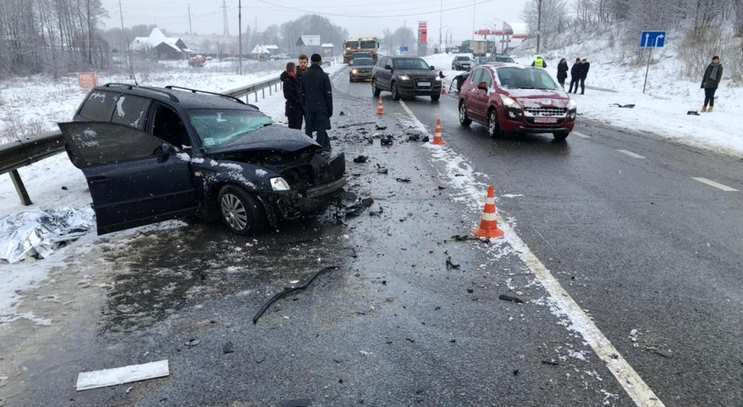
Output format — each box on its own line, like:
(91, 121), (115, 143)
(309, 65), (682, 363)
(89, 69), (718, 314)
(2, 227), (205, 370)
(400, 46), (409, 52)
(640, 31), (666, 48)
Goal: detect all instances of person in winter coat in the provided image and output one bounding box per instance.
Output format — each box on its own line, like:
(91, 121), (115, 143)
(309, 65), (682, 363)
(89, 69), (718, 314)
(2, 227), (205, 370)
(297, 54), (309, 79)
(301, 53), (333, 151)
(557, 58), (569, 88)
(701, 56), (723, 112)
(531, 55), (547, 69)
(280, 62), (303, 130)
(569, 58), (581, 93)
(578, 58), (590, 94)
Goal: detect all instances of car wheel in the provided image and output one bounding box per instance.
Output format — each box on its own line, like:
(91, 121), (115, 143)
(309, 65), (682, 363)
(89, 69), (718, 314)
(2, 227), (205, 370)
(431, 94), (440, 102)
(487, 109), (502, 138)
(553, 131), (570, 141)
(391, 82), (401, 101)
(458, 101), (472, 127)
(218, 185), (266, 235)
(372, 80), (381, 97)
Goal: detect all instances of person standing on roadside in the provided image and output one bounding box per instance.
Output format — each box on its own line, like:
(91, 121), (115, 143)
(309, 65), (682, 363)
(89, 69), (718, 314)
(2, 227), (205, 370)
(531, 55), (547, 69)
(578, 58), (590, 95)
(557, 58), (569, 89)
(280, 62), (303, 130)
(701, 55), (723, 112)
(569, 58), (581, 93)
(301, 53), (333, 151)
(297, 54), (309, 79)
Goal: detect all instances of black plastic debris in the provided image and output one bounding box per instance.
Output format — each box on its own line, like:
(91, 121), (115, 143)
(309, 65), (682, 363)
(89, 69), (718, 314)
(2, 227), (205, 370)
(498, 294), (525, 304)
(252, 266), (339, 324)
(345, 197), (374, 218)
(422, 136), (430, 142)
(612, 103), (636, 109)
(541, 360), (560, 366)
(376, 164), (389, 174)
(380, 134), (394, 146)
(375, 124), (388, 130)
(222, 341), (235, 354)
(185, 338), (200, 347)
(339, 111), (345, 116)
(353, 155), (368, 163)
(466, 288), (474, 294)
(687, 111), (700, 116)
(451, 234), (475, 242)
(445, 256), (461, 270)
(395, 177), (411, 183)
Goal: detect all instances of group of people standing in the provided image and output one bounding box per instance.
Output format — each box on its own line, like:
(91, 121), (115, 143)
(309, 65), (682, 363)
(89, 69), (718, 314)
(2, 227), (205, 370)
(280, 53), (334, 151)
(557, 58), (590, 94)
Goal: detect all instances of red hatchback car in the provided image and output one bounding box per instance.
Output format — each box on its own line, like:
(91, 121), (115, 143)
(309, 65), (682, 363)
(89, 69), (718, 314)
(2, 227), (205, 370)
(458, 64), (577, 140)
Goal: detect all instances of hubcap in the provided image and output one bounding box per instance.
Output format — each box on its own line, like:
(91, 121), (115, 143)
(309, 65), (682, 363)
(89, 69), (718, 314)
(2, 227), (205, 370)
(489, 112), (497, 134)
(459, 104), (466, 122)
(220, 193), (249, 231)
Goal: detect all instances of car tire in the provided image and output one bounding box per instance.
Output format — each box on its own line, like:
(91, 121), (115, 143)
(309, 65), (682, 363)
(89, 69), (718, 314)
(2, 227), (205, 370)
(458, 101), (471, 127)
(553, 131), (570, 141)
(391, 82), (401, 101)
(218, 185), (267, 235)
(372, 80), (381, 97)
(431, 94), (440, 102)
(487, 108), (502, 138)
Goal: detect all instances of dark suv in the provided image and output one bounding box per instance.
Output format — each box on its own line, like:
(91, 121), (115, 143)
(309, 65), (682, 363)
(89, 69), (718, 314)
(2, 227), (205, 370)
(371, 56), (442, 102)
(59, 84), (345, 236)
(458, 65), (576, 140)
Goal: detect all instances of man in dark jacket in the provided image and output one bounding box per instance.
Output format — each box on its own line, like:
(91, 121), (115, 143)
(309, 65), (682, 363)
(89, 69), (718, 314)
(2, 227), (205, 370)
(297, 54), (309, 79)
(701, 56), (723, 112)
(301, 53), (333, 150)
(280, 62), (303, 130)
(557, 58), (569, 88)
(578, 58), (590, 94)
(569, 58), (581, 94)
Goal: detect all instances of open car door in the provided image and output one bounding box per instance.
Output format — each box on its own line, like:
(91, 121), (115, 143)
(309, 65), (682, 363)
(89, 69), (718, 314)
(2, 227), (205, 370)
(59, 121), (198, 235)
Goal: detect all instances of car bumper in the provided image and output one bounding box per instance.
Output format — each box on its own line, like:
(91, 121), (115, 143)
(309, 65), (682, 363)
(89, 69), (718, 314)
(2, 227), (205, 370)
(499, 111), (576, 133)
(398, 81), (442, 96)
(350, 72), (372, 80)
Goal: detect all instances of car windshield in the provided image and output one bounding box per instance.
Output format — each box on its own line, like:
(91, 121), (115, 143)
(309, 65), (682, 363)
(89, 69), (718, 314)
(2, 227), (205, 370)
(360, 41), (377, 49)
(188, 109), (273, 148)
(456, 56), (470, 61)
(345, 41), (360, 48)
(352, 58), (374, 66)
(496, 67), (559, 90)
(495, 56), (514, 62)
(394, 58), (429, 70)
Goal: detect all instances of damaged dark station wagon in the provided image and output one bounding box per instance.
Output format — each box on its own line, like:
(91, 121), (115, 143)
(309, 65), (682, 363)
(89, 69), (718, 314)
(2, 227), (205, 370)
(59, 83), (346, 235)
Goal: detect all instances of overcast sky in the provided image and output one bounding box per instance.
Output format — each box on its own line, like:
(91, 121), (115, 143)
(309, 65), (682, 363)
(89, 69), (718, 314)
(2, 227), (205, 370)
(101, 0), (528, 42)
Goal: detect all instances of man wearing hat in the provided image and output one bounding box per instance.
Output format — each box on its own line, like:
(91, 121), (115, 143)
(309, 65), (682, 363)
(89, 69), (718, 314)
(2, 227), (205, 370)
(301, 53), (333, 151)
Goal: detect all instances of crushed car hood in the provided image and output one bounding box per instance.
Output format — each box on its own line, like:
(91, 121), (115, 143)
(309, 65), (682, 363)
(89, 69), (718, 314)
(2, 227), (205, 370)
(206, 125), (320, 154)
(506, 89), (570, 108)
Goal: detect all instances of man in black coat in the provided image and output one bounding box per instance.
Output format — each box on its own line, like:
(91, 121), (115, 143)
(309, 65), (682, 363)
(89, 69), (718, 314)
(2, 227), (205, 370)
(701, 55), (723, 112)
(557, 58), (569, 88)
(578, 58), (590, 95)
(569, 58), (581, 94)
(280, 62), (303, 130)
(301, 53), (333, 151)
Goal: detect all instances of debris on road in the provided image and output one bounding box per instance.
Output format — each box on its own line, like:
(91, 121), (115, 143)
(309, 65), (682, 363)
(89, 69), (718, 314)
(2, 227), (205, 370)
(375, 124), (387, 130)
(541, 360), (560, 366)
(76, 360), (170, 391)
(643, 346), (673, 359)
(612, 103), (636, 109)
(445, 256), (461, 270)
(185, 338), (200, 347)
(395, 177), (411, 183)
(498, 294), (525, 304)
(451, 234), (475, 242)
(222, 341), (235, 354)
(353, 155), (368, 163)
(687, 110), (700, 116)
(380, 134), (394, 146)
(345, 197), (375, 218)
(376, 164), (389, 174)
(252, 266), (339, 324)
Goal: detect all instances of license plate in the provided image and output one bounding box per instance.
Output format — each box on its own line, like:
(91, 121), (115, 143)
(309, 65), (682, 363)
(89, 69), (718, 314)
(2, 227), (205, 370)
(417, 81), (431, 87)
(534, 117), (558, 124)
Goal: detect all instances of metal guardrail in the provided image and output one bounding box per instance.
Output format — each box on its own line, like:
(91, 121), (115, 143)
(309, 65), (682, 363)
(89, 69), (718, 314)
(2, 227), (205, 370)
(0, 75), (283, 206)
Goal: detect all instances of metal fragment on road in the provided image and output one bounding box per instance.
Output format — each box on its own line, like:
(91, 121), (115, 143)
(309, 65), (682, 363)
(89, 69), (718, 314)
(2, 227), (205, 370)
(75, 360), (169, 391)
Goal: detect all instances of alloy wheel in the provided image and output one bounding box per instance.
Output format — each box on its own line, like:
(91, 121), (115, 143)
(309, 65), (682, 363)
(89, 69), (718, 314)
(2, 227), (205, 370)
(220, 193), (249, 231)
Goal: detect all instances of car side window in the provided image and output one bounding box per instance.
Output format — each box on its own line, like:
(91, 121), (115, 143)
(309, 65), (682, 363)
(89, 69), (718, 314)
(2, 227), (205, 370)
(77, 90), (119, 121)
(63, 122), (162, 169)
(482, 70), (494, 88)
(470, 68), (482, 84)
(152, 104), (191, 148)
(111, 95), (150, 130)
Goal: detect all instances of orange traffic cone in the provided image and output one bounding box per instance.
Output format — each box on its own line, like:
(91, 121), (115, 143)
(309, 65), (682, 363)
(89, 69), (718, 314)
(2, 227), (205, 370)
(376, 96), (384, 116)
(432, 118), (445, 145)
(473, 185), (505, 240)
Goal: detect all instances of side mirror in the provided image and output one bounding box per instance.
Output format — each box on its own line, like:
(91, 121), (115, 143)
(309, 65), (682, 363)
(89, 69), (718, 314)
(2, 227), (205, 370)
(478, 81), (489, 91)
(429, 65), (435, 70)
(384, 64), (393, 70)
(156, 143), (176, 162)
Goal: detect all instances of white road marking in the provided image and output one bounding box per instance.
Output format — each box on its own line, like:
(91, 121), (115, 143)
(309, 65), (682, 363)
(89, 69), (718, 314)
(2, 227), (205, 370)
(573, 131), (591, 139)
(399, 99), (665, 407)
(617, 149), (646, 159)
(691, 177), (739, 192)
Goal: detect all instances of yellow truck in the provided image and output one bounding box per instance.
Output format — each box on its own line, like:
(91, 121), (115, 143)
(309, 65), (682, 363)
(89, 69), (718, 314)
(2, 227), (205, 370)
(343, 37), (380, 64)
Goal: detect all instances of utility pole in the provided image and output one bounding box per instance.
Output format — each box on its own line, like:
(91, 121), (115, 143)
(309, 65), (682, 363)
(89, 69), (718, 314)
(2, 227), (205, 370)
(188, 4), (192, 35)
(238, 0), (242, 75)
(87, 0), (93, 65)
(472, 0), (476, 40)
(222, 0), (230, 37)
(536, 0), (543, 54)
(118, 0), (134, 79)
(438, 0), (442, 51)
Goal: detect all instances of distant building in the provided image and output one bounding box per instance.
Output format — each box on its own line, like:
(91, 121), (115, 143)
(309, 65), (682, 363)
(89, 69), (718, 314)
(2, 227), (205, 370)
(296, 35), (322, 56)
(251, 44), (281, 59)
(130, 28), (191, 60)
(321, 43), (334, 59)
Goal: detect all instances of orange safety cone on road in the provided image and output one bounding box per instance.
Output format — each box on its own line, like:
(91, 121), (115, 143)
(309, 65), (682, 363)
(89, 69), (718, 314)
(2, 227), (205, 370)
(376, 96), (384, 116)
(473, 185), (505, 240)
(432, 118), (445, 145)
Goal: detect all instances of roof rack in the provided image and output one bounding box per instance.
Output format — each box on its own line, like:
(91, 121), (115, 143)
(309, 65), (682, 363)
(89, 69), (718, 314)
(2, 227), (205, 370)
(102, 83), (179, 102)
(164, 86), (246, 105)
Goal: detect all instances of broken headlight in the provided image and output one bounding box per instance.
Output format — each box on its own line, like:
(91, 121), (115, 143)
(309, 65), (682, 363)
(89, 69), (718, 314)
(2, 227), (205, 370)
(270, 177), (291, 191)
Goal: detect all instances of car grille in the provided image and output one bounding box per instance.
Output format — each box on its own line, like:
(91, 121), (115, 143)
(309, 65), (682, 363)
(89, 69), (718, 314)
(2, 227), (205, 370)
(282, 165), (315, 190)
(524, 107), (567, 117)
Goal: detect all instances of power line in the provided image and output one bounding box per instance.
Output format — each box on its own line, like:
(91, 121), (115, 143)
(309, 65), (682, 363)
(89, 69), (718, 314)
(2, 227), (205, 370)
(252, 0), (496, 19)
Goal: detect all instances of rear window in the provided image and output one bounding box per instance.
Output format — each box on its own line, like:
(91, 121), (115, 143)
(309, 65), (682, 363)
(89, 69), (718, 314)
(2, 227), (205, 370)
(111, 95), (150, 130)
(78, 90), (119, 121)
(393, 58), (429, 70)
